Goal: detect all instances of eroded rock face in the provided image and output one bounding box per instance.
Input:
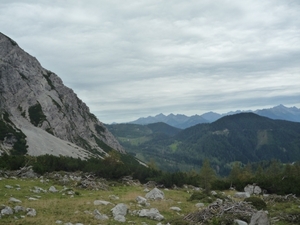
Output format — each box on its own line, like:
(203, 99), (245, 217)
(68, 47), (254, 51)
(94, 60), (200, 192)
(0, 32), (124, 157)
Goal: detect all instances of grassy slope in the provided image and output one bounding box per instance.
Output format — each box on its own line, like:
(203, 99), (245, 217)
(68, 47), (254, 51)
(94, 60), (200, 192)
(0, 177), (193, 225)
(1, 177), (299, 225)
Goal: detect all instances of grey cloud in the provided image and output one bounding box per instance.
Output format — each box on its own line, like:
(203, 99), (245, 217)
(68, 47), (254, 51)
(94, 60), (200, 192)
(1, 0), (300, 123)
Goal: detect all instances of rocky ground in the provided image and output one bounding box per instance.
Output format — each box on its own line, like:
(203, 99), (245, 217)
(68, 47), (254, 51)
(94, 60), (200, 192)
(0, 168), (299, 225)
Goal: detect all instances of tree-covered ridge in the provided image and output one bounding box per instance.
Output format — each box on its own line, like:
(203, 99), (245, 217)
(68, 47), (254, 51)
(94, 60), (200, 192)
(1, 154), (300, 196)
(108, 113), (300, 174)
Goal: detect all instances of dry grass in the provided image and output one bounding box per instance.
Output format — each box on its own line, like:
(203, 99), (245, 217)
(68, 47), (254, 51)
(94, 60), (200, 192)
(0, 178), (196, 225)
(2, 178), (297, 225)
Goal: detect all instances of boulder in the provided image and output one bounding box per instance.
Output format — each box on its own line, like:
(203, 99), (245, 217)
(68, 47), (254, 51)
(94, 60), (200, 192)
(49, 186), (58, 193)
(111, 203), (128, 217)
(145, 188), (164, 200)
(1, 206), (13, 215)
(136, 196), (150, 206)
(244, 184), (262, 195)
(234, 192), (250, 198)
(249, 210), (270, 225)
(138, 208), (164, 221)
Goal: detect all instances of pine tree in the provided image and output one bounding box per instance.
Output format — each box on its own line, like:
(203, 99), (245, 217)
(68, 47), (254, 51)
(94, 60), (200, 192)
(199, 159), (216, 193)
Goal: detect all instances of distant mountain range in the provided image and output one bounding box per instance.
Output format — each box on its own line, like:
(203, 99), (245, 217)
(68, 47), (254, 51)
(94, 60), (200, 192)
(107, 113), (300, 174)
(129, 104), (300, 129)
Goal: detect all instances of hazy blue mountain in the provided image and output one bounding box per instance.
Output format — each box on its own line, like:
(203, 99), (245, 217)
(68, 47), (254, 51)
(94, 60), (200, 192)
(130, 113), (208, 129)
(254, 104), (300, 122)
(129, 105), (300, 128)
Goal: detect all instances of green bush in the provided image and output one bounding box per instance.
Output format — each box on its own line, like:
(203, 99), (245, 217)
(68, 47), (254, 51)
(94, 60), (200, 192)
(28, 102), (47, 126)
(244, 196), (267, 210)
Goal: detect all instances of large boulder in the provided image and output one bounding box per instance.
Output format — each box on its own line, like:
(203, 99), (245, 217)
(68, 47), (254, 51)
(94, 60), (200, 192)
(244, 184), (262, 195)
(249, 210), (270, 225)
(145, 188), (164, 200)
(111, 203), (128, 222)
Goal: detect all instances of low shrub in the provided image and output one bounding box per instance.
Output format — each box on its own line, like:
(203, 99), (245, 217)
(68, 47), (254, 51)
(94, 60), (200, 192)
(244, 196), (267, 210)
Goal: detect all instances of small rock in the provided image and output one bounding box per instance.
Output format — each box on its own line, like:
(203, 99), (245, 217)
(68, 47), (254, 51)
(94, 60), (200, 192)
(234, 192), (250, 198)
(211, 191), (217, 195)
(109, 195), (119, 200)
(55, 220), (63, 224)
(94, 209), (109, 221)
(234, 219), (248, 225)
(170, 206), (181, 212)
(14, 206), (25, 213)
(28, 197), (38, 201)
(93, 200), (112, 206)
(136, 196), (150, 206)
(195, 203), (205, 208)
(114, 214), (126, 222)
(5, 185), (13, 189)
(26, 208), (37, 217)
(9, 197), (22, 203)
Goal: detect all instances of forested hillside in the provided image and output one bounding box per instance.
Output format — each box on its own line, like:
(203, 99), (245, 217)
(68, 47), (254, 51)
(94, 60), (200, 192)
(108, 113), (300, 175)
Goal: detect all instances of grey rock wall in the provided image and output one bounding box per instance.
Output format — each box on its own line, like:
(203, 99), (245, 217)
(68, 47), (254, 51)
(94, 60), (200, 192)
(0, 32), (124, 157)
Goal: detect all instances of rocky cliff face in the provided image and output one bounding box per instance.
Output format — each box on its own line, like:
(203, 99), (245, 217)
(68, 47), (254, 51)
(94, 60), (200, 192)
(0, 32), (124, 158)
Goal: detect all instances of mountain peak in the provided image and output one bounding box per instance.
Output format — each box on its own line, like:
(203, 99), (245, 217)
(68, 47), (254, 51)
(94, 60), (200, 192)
(0, 32), (124, 157)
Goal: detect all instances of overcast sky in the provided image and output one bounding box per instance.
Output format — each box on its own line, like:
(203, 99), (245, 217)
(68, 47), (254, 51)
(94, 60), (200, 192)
(1, 0), (300, 123)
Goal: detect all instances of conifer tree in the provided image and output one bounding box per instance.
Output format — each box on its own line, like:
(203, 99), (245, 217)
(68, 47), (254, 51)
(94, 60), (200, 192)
(199, 159), (216, 193)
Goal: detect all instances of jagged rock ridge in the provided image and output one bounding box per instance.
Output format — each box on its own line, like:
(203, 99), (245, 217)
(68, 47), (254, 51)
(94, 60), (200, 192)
(0, 32), (124, 158)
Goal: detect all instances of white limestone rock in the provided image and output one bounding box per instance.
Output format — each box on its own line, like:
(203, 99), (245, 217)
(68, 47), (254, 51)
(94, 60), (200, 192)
(9, 197), (22, 203)
(145, 188), (164, 200)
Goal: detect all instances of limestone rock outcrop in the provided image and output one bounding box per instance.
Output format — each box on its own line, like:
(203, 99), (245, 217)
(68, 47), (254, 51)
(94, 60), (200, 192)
(0, 32), (124, 158)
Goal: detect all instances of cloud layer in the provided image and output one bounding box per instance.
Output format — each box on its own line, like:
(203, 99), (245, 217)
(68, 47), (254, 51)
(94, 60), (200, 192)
(1, 0), (300, 123)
